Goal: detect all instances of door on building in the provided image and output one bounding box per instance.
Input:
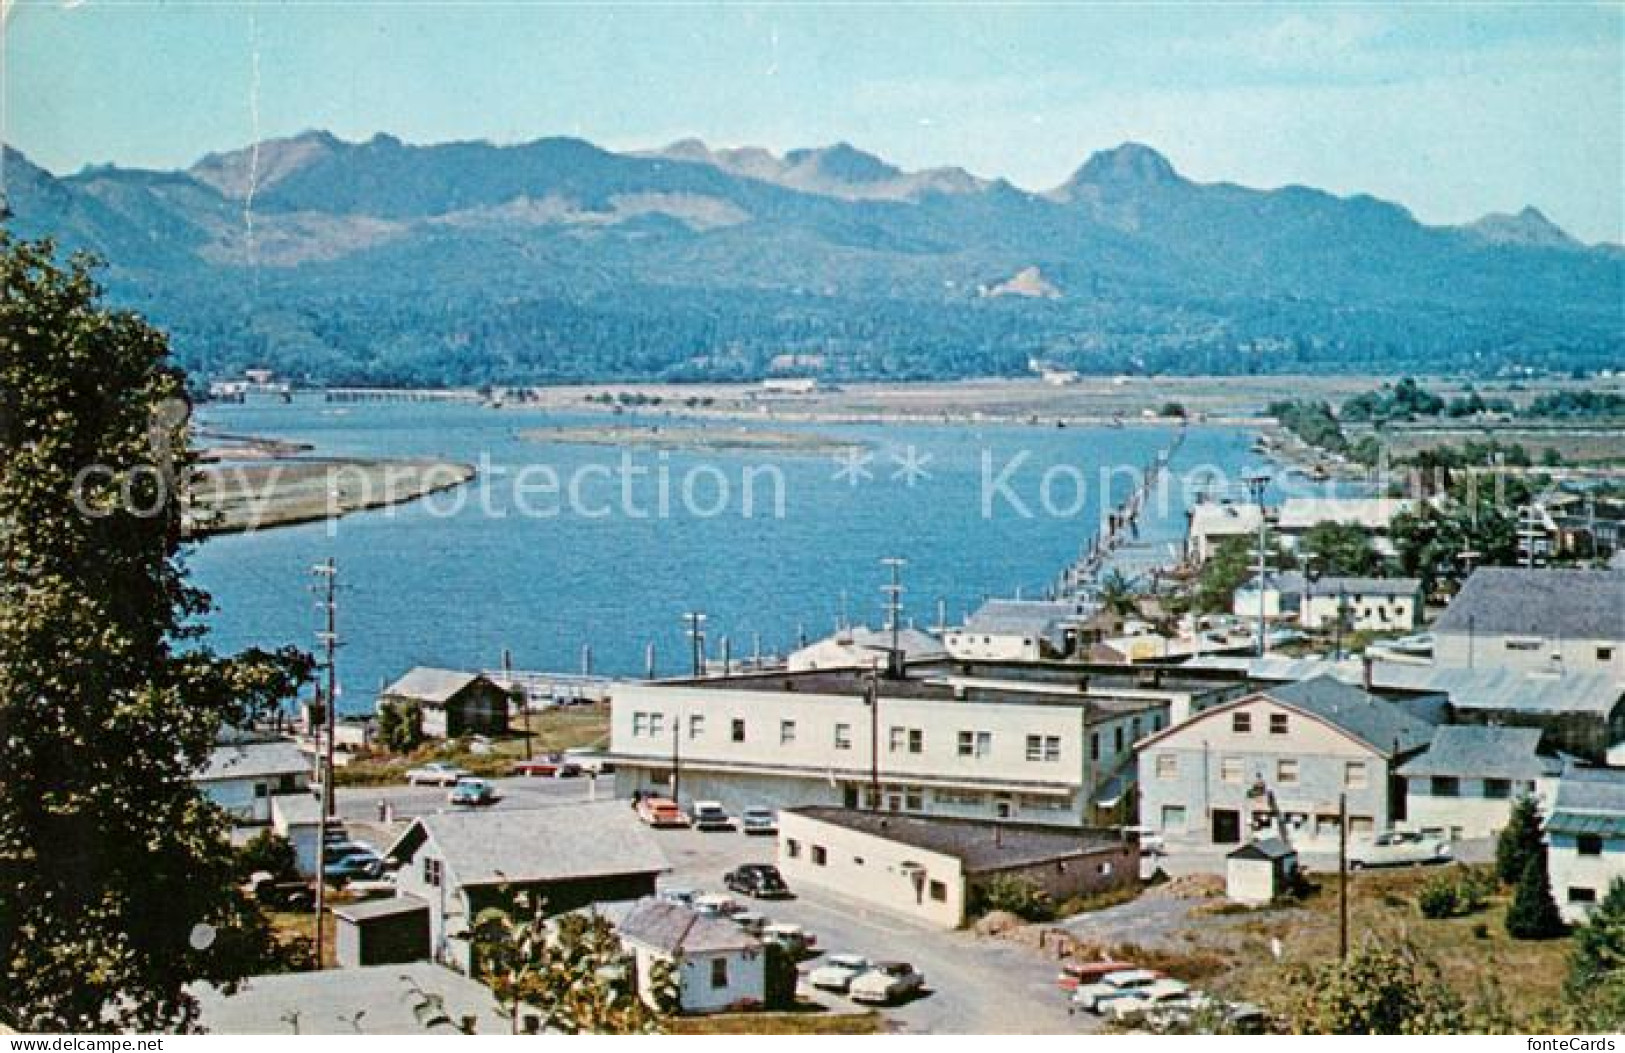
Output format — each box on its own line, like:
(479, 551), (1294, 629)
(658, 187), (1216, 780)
(842, 785), (858, 809)
(1212, 808), (1241, 844)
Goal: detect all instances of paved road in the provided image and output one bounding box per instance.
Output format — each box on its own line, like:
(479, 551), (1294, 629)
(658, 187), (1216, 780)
(331, 775), (598, 847)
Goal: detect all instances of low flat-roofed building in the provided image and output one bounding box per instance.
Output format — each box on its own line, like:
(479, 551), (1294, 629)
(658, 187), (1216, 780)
(190, 961), (506, 1034)
(777, 806), (1137, 927)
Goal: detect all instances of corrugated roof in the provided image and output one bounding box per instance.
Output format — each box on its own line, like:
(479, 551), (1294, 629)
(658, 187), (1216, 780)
(197, 740), (309, 782)
(379, 667), (489, 704)
(1432, 567), (1625, 642)
(1397, 725), (1559, 781)
(1548, 767), (1625, 836)
(1370, 665), (1623, 717)
(1261, 676), (1437, 756)
(386, 801), (668, 887)
(616, 898), (760, 956)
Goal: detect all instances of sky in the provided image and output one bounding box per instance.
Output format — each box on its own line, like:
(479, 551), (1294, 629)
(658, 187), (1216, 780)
(2, 2), (1621, 243)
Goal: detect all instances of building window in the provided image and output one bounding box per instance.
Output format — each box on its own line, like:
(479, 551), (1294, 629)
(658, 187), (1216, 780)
(957, 730), (991, 758)
(935, 789), (983, 806)
(1131, 717), (1142, 740)
(1277, 758), (1299, 785)
(834, 723), (852, 750)
(688, 713), (705, 739)
(1483, 778), (1512, 800)
(1344, 762), (1368, 789)
(423, 857), (442, 887)
(1026, 735), (1060, 762)
(1578, 834), (1605, 856)
(1161, 805), (1187, 831)
(710, 958), (729, 989)
(929, 880), (947, 902)
(786, 838), (801, 858)
(908, 729), (923, 754)
(1220, 757), (1243, 784)
(1090, 733), (1100, 761)
(811, 845), (827, 866)
(649, 713), (665, 738)
(254, 783), (270, 798)
(1506, 638), (1541, 651)
(1115, 727), (1125, 753)
(1599, 647), (1615, 662)
(780, 719), (797, 745)
(731, 719), (746, 742)
(889, 727), (905, 753)
(1432, 776), (1460, 798)
(1232, 712), (1252, 734)
(1269, 713), (1289, 735)
(905, 788), (924, 811)
(1155, 754), (1178, 780)
(632, 712), (649, 736)
(1570, 887), (1599, 904)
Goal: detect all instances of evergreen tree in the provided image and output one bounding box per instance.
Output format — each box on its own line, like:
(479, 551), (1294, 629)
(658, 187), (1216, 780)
(1505, 854), (1566, 940)
(0, 238), (309, 1030)
(1565, 878), (1625, 1029)
(1495, 795), (1544, 885)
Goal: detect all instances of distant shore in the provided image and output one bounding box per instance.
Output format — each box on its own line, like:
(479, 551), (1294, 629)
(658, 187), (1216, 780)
(517, 423), (857, 454)
(184, 456), (476, 537)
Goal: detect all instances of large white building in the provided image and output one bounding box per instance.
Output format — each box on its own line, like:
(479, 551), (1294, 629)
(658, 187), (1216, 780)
(1232, 573), (1423, 634)
(610, 665), (1243, 828)
(1431, 567), (1625, 680)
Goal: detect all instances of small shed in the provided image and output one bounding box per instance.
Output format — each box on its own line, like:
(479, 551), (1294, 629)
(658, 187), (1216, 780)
(1226, 837), (1298, 906)
(333, 896), (431, 968)
(615, 898), (766, 1014)
(378, 667), (514, 739)
(270, 793), (324, 876)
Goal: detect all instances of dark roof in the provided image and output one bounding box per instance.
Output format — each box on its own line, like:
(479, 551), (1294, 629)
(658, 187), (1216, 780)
(1261, 676), (1436, 756)
(616, 899), (760, 956)
(1433, 567), (1624, 641)
(787, 806), (1124, 873)
(1228, 837), (1296, 861)
(1397, 726), (1560, 781)
(1548, 767), (1625, 836)
(331, 895), (430, 923)
(385, 801), (667, 887)
(380, 667), (506, 705)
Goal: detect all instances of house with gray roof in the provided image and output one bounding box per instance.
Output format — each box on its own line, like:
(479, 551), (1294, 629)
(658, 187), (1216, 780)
(1547, 765), (1625, 923)
(1233, 573), (1423, 633)
(195, 738), (310, 825)
(384, 801), (668, 972)
(945, 597), (1099, 661)
(616, 899), (766, 1014)
(378, 667), (515, 738)
(1398, 725), (1563, 839)
(1136, 676), (1438, 849)
(1431, 567), (1624, 680)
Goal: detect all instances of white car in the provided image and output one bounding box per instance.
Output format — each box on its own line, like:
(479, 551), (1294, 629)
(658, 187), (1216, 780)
(849, 961), (925, 1005)
(1071, 968), (1164, 1013)
(690, 801), (734, 830)
(1122, 825), (1166, 856)
(1105, 979), (1195, 1022)
(761, 922), (815, 958)
(1347, 830), (1452, 869)
(808, 953), (872, 993)
(692, 893), (743, 918)
(405, 762), (471, 786)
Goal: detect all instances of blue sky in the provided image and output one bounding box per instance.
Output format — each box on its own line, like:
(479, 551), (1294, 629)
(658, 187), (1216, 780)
(3, 2), (1621, 242)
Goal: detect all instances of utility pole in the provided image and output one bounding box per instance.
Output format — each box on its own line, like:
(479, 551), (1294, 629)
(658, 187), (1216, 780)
(670, 720), (682, 806)
(1338, 792), (1349, 961)
(864, 661), (881, 809)
(1243, 472), (1271, 657)
(645, 641), (657, 681)
(683, 611), (707, 678)
(505, 648), (531, 761)
(311, 559), (339, 969)
(881, 557), (906, 678)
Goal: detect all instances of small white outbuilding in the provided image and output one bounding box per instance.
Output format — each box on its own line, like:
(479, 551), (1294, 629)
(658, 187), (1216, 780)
(1226, 837), (1298, 906)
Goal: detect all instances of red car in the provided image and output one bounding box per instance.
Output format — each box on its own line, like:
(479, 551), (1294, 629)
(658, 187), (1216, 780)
(635, 796), (691, 828)
(1056, 959), (1142, 992)
(512, 756), (582, 778)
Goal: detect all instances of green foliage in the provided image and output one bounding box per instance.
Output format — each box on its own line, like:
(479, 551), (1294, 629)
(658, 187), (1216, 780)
(1525, 390), (1625, 419)
(1269, 399), (1348, 454)
(1279, 935), (1467, 1034)
(1300, 520), (1381, 577)
(1340, 377), (1445, 422)
(235, 830), (299, 883)
(0, 237), (311, 1031)
(968, 875), (1056, 922)
(377, 699), (425, 753)
(1097, 568), (1139, 617)
(1416, 868), (1490, 920)
(1505, 855), (1566, 940)
(762, 940), (799, 1010)
(1496, 796), (1545, 886)
(1565, 878), (1625, 1030)
(1390, 474), (1529, 593)
(469, 894), (669, 1034)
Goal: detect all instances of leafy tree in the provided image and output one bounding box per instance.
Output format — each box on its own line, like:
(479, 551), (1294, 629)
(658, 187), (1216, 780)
(1505, 854), (1566, 940)
(1300, 520), (1381, 577)
(1278, 935), (1466, 1034)
(234, 830), (299, 883)
(378, 699), (425, 753)
(0, 237), (310, 1030)
(468, 895), (670, 1034)
(1097, 568), (1139, 618)
(762, 941), (799, 1010)
(1495, 795), (1544, 886)
(1566, 878), (1625, 1030)
(968, 875), (1055, 922)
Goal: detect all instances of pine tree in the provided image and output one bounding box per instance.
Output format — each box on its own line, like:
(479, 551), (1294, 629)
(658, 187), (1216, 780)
(1566, 878), (1625, 1029)
(1496, 795), (1543, 885)
(1505, 853), (1566, 940)
(0, 238), (309, 1029)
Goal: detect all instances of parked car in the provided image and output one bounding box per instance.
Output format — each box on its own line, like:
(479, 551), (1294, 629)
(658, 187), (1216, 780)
(730, 911), (769, 936)
(1056, 959), (1139, 992)
(323, 849), (385, 882)
(449, 777), (497, 806)
(563, 747), (616, 775)
(1104, 979), (1195, 1023)
(692, 893), (744, 918)
(761, 922), (816, 959)
(725, 863), (791, 899)
(1121, 825), (1166, 856)
(849, 961), (925, 1005)
(657, 887), (697, 908)
(808, 953), (872, 993)
(690, 801), (734, 830)
(740, 807), (778, 835)
(406, 762), (471, 786)
(512, 756), (582, 778)
(635, 796), (691, 828)
(1347, 830), (1452, 869)
(1071, 968), (1164, 1014)
(322, 840), (379, 862)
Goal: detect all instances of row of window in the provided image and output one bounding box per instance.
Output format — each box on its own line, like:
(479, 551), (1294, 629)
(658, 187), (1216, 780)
(1153, 752), (1369, 789)
(1423, 776), (1531, 800)
(1230, 711), (1290, 735)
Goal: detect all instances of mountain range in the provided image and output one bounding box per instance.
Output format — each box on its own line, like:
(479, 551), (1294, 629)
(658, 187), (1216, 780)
(2, 131), (1619, 385)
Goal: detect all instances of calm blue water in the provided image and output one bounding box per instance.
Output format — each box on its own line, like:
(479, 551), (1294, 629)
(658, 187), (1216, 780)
(187, 398), (1262, 711)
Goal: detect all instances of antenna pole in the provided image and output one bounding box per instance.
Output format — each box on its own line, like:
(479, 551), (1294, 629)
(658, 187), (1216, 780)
(311, 558), (339, 969)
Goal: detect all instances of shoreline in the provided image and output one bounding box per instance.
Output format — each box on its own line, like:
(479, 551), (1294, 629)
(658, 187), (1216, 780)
(183, 456), (477, 538)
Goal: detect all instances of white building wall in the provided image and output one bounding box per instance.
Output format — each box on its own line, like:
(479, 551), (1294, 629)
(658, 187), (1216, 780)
(1434, 632), (1625, 678)
(200, 778), (272, 825)
(943, 631), (1042, 662)
(1549, 833), (1625, 924)
(628, 942), (766, 1014)
(1403, 779), (1542, 840)
(776, 812), (966, 928)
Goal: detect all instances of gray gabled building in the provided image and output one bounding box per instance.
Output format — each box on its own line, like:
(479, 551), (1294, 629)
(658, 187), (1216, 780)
(378, 667), (515, 738)
(1398, 725), (1563, 839)
(1431, 567), (1624, 680)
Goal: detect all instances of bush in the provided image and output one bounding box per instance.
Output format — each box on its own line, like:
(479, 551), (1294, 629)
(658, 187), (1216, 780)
(968, 875), (1055, 923)
(1417, 868), (1492, 920)
(1506, 855), (1567, 940)
(377, 699), (425, 753)
(235, 829), (299, 882)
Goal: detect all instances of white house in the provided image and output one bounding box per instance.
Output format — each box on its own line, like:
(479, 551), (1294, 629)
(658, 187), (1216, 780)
(269, 792), (324, 875)
(1186, 502), (1264, 564)
(1546, 766), (1625, 924)
(944, 598), (1097, 661)
(1275, 497), (1417, 558)
(786, 625), (946, 672)
(1398, 725), (1563, 840)
(616, 898), (766, 1014)
(1232, 574), (1422, 634)
(1431, 568), (1625, 680)
(195, 739), (310, 825)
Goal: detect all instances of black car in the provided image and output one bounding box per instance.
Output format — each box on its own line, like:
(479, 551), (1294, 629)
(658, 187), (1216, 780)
(724, 864), (791, 899)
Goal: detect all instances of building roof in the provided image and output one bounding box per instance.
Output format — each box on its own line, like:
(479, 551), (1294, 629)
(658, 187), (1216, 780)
(1229, 837), (1296, 861)
(1188, 502), (1264, 537)
(269, 792), (322, 827)
(1260, 676), (1437, 756)
(190, 962), (506, 1034)
(961, 599), (1097, 636)
(1432, 567), (1625, 642)
(1370, 664), (1624, 717)
(616, 898), (760, 956)
(787, 806), (1124, 873)
(380, 667), (501, 705)
(1239, 573), (1421, 598)
(196, 740), (309, 783)
(331, 894), (430, 923)
(1548, 766), (1625, 837)
(385, 801), (668, 888)
(787, 625), (947, 671)
(1277, 496), (1416, 531)
(1397, 725), (1560, 781)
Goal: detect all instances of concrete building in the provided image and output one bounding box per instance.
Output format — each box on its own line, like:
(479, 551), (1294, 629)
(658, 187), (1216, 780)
(1225, 838), (1298, 906)
(1232, 573), (1422, 634)
(1186, 502), (1264, 564)
(776, 807), (1137, 928)
(1431, 568), (1625, 680)
(378, 667), (516, 739)
(616, 898), (766, 1014)
(1398, 725), (1563, 840)
(1275, 497), (1417, 558)
(384, 802), (667, 972)
(610, 664), (1243, 829)
(944, 599), (1098, 662)
(1546, 766), (1625, 924)
(1136, 677), (1438, 849)
(195, 739), (310, 825)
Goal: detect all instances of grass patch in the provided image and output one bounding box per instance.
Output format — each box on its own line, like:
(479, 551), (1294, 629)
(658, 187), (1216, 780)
(1057, 882), (1144, 917)
(334, 706), (610, 787)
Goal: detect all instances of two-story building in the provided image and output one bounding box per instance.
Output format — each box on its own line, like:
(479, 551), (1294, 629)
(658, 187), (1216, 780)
(1546, 766), (1625, 924)
(194, 738), (311, 825)
(1136, 676), (1438, 849)
(1274, 497), (1417, 559)
(1232, 574), (1422, 634)
(1397, 725), (1563, 840)
(1431, 567), (1624, 680)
